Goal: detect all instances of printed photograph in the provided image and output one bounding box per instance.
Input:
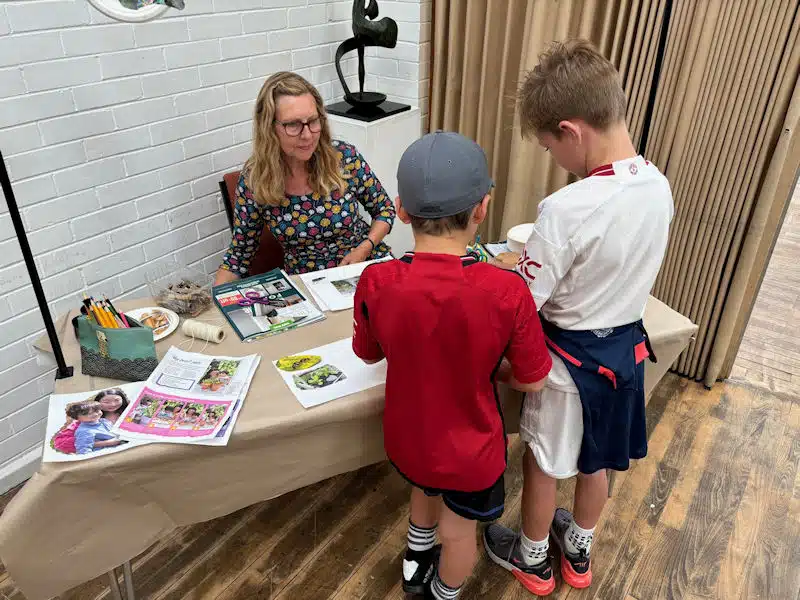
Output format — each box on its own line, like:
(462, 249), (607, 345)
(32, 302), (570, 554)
(173, 402), (205, 429)
(276, 354), (322, 372)
(331, 276), (360, 297)
(128, 394), (158, 426)
(149, 400), (185, 428)
(201, 405), (226, 428)
(197, 359), (240, 393)
(284, 294), (303, 306)
(293, 364), (347, 390)
(50, 387), (131, 456)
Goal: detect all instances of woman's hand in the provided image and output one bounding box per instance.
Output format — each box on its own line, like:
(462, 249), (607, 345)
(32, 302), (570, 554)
(340, 241), (373, 266)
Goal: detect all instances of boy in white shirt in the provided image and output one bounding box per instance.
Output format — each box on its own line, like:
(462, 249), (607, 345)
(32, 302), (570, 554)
(484, 39), (674, 595)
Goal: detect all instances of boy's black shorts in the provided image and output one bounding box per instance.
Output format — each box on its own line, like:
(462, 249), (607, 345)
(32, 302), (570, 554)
(419, 474), (505, 522)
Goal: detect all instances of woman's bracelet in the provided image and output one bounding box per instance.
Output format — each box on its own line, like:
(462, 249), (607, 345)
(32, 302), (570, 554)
(362, 238), (376, 253)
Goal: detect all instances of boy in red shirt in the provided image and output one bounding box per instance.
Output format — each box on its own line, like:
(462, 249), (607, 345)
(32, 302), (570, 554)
(352, 131), (552, 599)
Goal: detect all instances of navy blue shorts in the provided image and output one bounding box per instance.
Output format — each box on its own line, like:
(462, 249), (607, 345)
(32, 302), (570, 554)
(542, 320), (652, 475)
(420, 474), (505, 522)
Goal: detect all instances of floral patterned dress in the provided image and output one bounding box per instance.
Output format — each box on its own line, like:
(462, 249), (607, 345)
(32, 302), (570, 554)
(221, 141), (395, 276)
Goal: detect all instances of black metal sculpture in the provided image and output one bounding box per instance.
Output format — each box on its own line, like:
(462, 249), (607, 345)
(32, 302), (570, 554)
(327, 0), (411, 122)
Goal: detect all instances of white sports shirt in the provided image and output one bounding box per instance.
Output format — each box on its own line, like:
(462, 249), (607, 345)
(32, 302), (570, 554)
(515, 155), (674, 330)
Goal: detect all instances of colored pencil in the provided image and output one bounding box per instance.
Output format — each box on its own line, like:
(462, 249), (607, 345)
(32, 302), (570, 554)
(90, 297), (113, 328)
(100, 302), (118, 328)
(82, 295), (96, 323)
(103, 295), (129, 328)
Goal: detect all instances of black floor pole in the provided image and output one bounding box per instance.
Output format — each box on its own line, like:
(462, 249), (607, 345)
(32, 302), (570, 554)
(0, 149), (73, 379)
(638, 0), (674, 157)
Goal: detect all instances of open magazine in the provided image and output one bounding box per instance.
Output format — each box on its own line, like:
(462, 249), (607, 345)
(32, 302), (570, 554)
(213, 268), (325, 342)
(111, 347), (260, 444)
(298, 257), (392, 312)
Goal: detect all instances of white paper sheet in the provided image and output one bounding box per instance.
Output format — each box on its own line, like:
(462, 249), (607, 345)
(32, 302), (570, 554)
(273, 338), (387, 408)
(299, 258), (391, 312)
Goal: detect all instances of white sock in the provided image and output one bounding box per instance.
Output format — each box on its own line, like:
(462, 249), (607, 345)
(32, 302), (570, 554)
(520, 532), (549, 566)
(407, 521), (437, 552)
(565, 520), (594, 555)
(430, 572), (461, 599)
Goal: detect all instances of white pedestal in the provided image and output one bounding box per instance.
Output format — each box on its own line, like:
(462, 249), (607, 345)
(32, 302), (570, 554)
(328, 107), (422, 257)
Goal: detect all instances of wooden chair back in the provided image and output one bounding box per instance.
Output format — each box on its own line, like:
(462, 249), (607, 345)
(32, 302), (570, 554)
(219, 171), (284, 276)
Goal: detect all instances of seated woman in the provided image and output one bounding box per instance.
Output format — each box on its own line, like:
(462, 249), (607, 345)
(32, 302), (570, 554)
(214, 71), (395, 284)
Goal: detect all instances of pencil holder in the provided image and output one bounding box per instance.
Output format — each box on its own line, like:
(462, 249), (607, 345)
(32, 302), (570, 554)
(72, 315), (159, 382)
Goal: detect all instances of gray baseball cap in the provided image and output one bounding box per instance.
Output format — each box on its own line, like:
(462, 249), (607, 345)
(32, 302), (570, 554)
(397, 130), (494, 218)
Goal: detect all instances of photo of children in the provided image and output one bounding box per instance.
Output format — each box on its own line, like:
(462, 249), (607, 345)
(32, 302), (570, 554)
(50, 388), (131, 456)
(45, 383), (149, 462)
(197, 359), (239, 393)
(113, 390), (236, 441)
(202, 406), (225, 427)
(129, 395), (158, 426)
(173, 403), (203, 429)
(54, 401), (125, 455)
(149, 400), (185, 428)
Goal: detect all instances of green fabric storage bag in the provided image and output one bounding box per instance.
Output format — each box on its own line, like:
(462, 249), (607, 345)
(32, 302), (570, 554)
(72, 315), (159, 381)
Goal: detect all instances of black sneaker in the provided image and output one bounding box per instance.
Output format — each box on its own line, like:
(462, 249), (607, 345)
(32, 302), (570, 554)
(483, 524), (555, 596)
(550, 508), (592, 589)
(402, 544), (440, 596)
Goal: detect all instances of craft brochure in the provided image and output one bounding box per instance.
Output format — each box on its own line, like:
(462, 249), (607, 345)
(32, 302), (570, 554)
(273, 338), (387, 409)
(298, 257), (391, 312)
(213, 268), (325, 342)
(190, 354), (260, 447)
(112, 347), (259, 443)
(44, 382), (151, 463)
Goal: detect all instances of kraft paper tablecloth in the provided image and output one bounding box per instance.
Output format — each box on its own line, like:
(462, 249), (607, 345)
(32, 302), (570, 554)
(0, 288), (695, 599)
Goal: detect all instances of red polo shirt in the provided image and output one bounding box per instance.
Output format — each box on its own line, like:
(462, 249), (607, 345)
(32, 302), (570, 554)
(352, 252), (552, 492)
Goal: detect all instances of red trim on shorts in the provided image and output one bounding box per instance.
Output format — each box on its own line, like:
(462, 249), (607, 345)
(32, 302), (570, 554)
(545, 338), (582, 367)
(598, 366), (617, 389)
(635, 341), (650, 364)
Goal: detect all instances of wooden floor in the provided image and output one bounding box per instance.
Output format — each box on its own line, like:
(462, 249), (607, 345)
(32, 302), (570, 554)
(732, 180), (800, 395)
(0, 374), (798, 600)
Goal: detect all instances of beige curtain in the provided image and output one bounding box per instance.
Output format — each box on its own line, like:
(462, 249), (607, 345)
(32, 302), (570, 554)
(430, 0), (668, 239)
(430, 0), (800, 384)
(646, 0), (800, 384)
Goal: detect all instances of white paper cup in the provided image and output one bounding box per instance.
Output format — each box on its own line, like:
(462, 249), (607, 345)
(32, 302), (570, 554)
(506, 223), (535, 254)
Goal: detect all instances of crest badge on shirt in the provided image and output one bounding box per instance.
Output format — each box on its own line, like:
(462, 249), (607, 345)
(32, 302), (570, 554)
(629, 163), (639, 175)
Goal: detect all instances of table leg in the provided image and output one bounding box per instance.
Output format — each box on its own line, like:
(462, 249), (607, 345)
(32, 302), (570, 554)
(107, 569), (123, 600)
(607, 469), (615, 497)
(123, 560), (136, 600)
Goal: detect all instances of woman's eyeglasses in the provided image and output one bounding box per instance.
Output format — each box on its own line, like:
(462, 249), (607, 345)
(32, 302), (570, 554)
(276, 116), (323, 137)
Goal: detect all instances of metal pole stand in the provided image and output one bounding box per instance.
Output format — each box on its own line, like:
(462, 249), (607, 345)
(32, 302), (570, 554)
(0, 150), (73, 379)
(106, 561), (136, 600)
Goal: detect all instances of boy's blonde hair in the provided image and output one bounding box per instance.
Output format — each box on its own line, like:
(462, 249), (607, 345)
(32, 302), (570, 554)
(518, 39), (627, 137)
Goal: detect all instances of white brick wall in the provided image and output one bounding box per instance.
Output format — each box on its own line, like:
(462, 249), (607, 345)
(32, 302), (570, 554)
(0, 0), (428, 493)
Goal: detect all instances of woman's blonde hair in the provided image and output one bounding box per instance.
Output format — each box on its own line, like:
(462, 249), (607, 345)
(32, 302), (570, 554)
(245, 71), (346, 206)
